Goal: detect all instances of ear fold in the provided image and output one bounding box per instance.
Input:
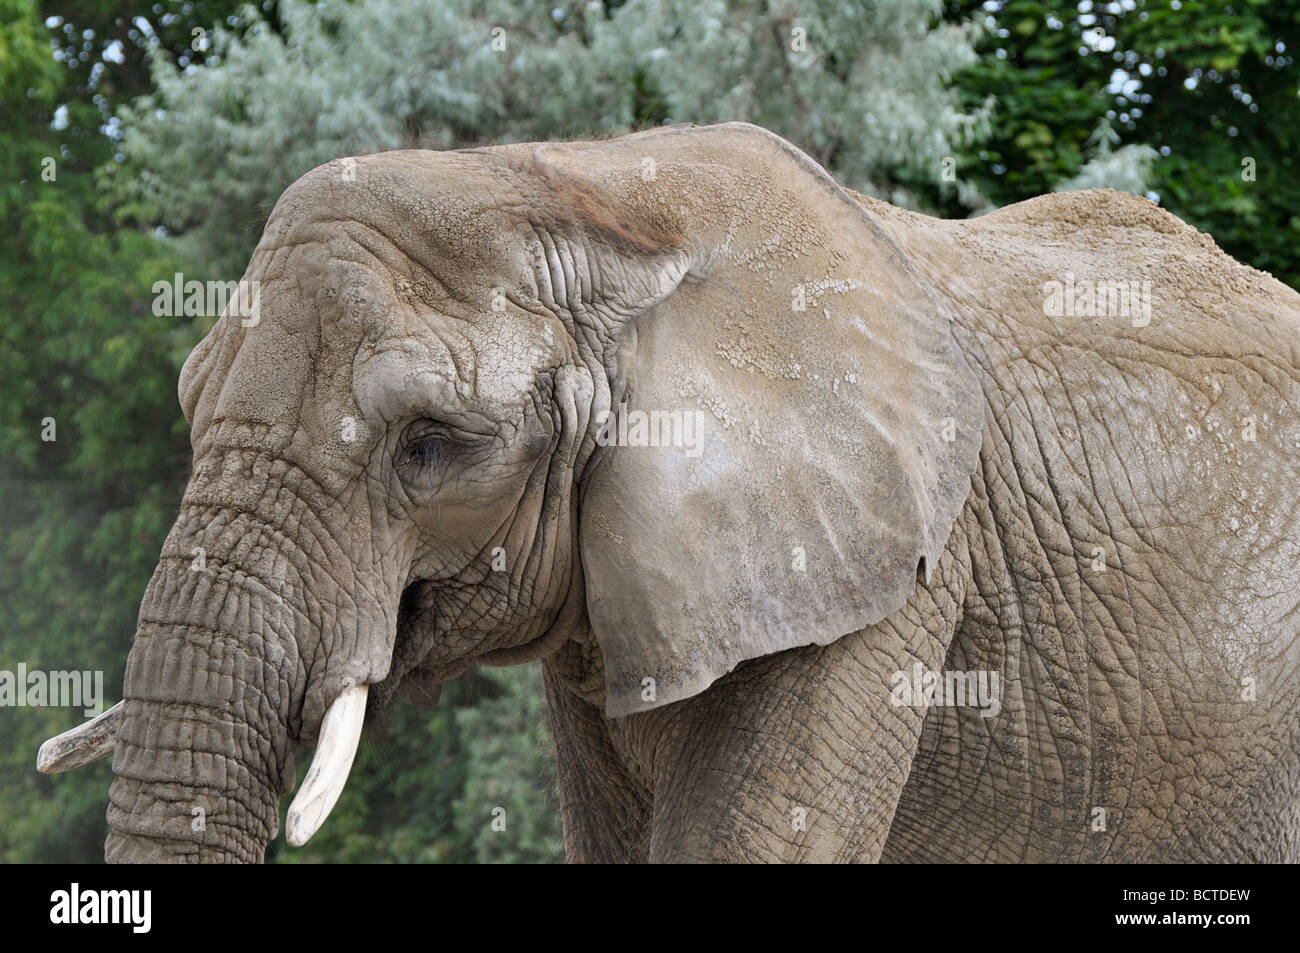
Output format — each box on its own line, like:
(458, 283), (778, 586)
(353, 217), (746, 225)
(515, 123), (984, 717)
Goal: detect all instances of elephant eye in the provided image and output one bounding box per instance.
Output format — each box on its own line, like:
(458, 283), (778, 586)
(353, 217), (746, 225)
(397, 421), (455, 485)
(405, 432), (446, 468)
(395, 417), (496, 492)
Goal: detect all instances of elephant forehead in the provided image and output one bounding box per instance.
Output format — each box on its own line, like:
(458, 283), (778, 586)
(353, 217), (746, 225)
(296, 253), (398, 330)
(267, 151), (525, 270)
(354, 311), (563, 420)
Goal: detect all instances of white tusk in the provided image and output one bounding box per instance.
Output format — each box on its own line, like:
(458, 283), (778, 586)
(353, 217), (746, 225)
(285, 682), (368, 847)
(37, 701), (124, 774)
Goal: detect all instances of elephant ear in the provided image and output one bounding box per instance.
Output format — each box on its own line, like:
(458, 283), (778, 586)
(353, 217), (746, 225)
(518, 123), (983, 717)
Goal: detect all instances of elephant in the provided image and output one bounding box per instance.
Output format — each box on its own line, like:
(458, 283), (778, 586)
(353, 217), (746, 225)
(38, 121), (1300, 863)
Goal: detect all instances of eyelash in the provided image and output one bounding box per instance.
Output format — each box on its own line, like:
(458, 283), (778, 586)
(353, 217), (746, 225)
(395, 418), (493, 491)
(396, 423), (456, 491)
(404, 433), (446, 468)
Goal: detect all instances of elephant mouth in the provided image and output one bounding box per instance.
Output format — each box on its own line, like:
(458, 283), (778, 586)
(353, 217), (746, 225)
(369, 583), (462, 708)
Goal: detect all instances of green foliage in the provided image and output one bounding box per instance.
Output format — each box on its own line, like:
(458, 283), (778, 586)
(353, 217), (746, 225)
(944, 0), (1299, 288)
(0, 0), (205, 863)
(452, 665), (563, 864)
(1121, 0), (1300, 288)
(942, 0), (1118, 203)
(270, 665), (561, 864)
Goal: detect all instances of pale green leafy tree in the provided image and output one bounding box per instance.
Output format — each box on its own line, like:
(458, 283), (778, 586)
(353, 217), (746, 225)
(1054, 119), (1159, 197)
(118, 0), (997, 277)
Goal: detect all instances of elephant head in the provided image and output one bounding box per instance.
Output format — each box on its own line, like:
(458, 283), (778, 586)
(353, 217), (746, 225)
(38, 122), (982, 862)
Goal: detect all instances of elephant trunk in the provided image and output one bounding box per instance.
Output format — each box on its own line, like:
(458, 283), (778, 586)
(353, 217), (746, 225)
(105, 475), (322, 863)
(105, 693), (284, 863)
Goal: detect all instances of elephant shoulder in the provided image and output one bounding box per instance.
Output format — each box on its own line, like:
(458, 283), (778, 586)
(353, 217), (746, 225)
(971, 189), (1242, 282)
(978, 188), (1211, 244)
(966, 190), (1300, 354)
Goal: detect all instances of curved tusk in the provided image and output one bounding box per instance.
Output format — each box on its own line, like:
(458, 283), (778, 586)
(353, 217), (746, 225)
(285, 682), (368, 847)
(37, 701), (123, 774)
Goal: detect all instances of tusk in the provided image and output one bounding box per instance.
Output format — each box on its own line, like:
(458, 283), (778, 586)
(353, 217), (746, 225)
(285, 681), (368, 847)
(37, 701), (123, 774)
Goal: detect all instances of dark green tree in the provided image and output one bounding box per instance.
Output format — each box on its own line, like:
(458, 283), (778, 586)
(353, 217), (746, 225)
(944, 0), (1298, 288)
(0, 0), (247, 862)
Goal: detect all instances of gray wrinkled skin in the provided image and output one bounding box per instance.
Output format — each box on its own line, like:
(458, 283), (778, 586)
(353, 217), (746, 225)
(101, 122), (1300, 863)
